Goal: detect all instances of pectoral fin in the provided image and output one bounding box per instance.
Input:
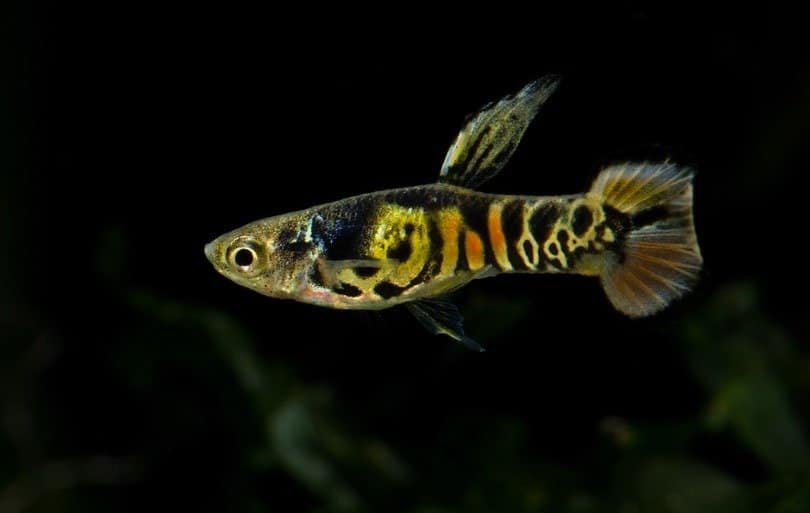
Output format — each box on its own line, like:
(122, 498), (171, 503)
(439, 75), (561, 189)
(406, 298), (484, 352)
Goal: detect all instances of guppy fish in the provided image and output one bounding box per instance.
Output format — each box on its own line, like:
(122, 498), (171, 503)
(205, 76), (702, 350)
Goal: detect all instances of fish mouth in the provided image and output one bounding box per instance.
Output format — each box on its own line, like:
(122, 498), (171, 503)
(204, 241), (216, 263)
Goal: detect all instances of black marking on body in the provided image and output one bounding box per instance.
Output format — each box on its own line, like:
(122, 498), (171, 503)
(335, 282), (363, 297)
(594, 222), (624, 264)
(457, 229), (470, 272)
(387, 240), (412, 261)
(406, 258), (441, 292)
(501, 200), (526, 270)
(572, 205), (593, 237)
(530, 203), (560, 246)
(631, 205), (669, 228)
(522, 240), (533, 262)
(530, 202), (561, 269)
(354, 267), (380, 278)
(284, 240), (311, 253)
(323, 230), (360, 261)
(569, 239), (590, 266)
(427, 215), (443, 271)
(277, 228), (297, 244)
(603, 205), (631, 239)
(557, 229), (571, 265)
(318, 199), (378, 261)
(310, 264), (326, 287)
(276, 226), (315, 256)
(374, 281), (407, 299)
(593, 224), (611, 248)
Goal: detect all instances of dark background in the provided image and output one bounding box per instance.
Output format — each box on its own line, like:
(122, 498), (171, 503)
(3, 4), (810, 512)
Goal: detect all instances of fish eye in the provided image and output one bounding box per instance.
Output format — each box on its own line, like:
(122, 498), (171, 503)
(233, 247), (255, 267)
(227, 238), (265, 274)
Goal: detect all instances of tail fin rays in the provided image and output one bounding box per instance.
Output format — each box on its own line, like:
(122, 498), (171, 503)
(591, 162), (703, 317)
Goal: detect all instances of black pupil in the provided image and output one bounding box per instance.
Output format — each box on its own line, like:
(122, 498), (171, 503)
(234, 248), (254, 267)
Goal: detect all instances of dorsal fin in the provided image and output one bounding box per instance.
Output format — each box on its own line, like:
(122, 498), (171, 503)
(438, 75), (561, 189)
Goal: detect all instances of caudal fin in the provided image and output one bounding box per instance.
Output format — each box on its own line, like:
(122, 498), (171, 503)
(590, 162), (703, 317)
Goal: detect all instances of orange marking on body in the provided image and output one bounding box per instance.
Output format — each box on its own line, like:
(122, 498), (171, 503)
(464, 230), (485, 271)
(438, 209), (462, 275)
(487, 202), (512, 271)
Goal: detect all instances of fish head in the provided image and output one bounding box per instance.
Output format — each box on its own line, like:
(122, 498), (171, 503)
(204, 212), (320, 300)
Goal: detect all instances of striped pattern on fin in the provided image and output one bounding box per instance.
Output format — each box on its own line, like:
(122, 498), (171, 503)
(406, 298), (484, 352)
(439, 75), (561, 189)
(590, 162), (695, 213)
(590, 162), (703, 317)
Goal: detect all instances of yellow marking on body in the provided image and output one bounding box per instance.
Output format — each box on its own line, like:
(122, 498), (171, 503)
(544, 235), (568, 269)
(517, 236), (538, 270)
(566, 198), (602, 253)
(487, 202), (512, 271)
(338, 204), (432, 292)
(592, 201), (606, 224)
(536, 199), (613, 274)
(541, 209), (568, 270)
(437, 208), (463, 276)
(517, 203), (540, 270)
(585, 195), (614, 243)
(464, 230), (485, 271)
(576, 253), (606, 276)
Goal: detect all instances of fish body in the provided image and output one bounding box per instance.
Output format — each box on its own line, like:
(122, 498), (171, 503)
(205, 77), (702, 349)
(208, 185), (613, 308)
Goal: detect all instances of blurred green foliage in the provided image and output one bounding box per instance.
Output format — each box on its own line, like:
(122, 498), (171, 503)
(3, 255), (809, 512)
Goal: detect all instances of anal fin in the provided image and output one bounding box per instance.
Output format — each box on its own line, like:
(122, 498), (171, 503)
(406, 298), (484, 352)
